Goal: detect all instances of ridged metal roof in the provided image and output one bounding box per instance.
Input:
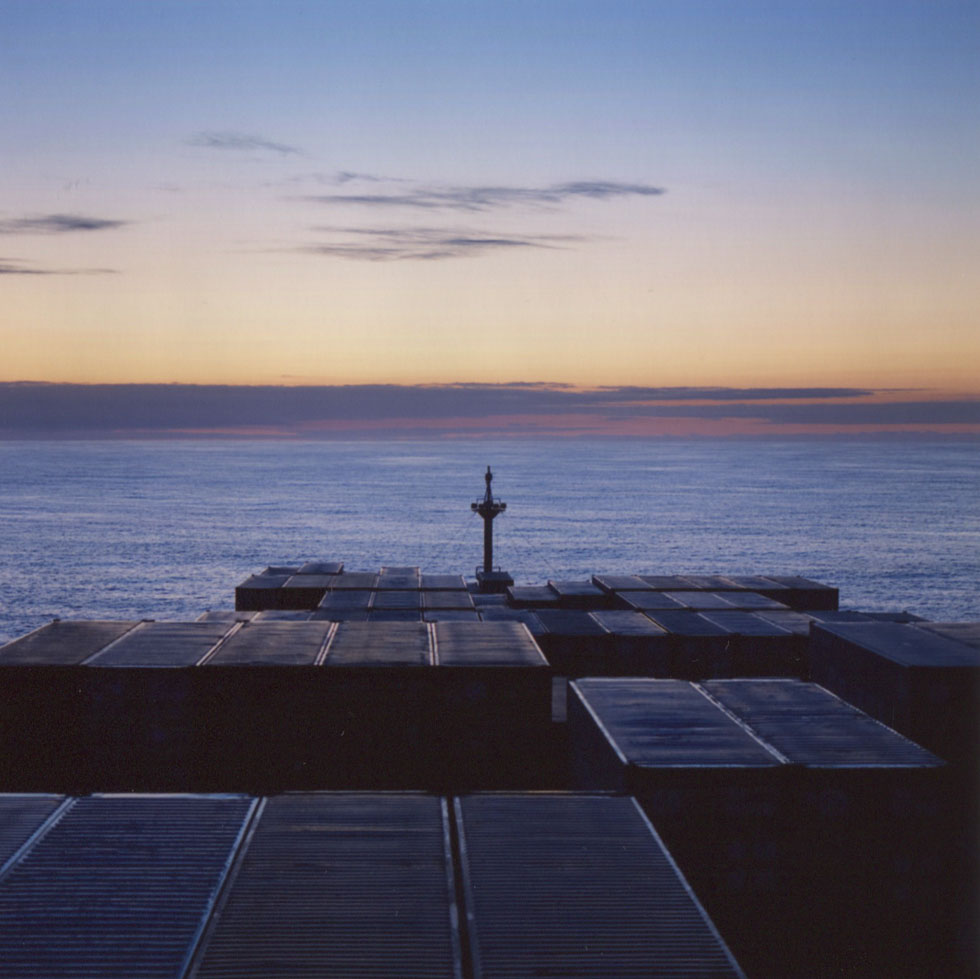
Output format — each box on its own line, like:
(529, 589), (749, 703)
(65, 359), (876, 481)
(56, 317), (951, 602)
(297, 561), (344, 575)
(327, 572), (380, 590)
(204, 621), (332, 665)
(643, 611), (732, 636)
(434, 621), (548, 666)
(813, 621), (980, 667)
(572, 679), (781, 767)
(547, 579), (606, 599)
(423, 590), (476, 611)
(421, 574), (467, 591)
(456, 794), (744, 978)
(703, 680), (945, 768)
(639, 575), (701, 590)
(591, 574), (654, 592)
(317, 588), (374, 610)
(325, 620), (432, 665)
(533, 609), (607, 637)
(664, 591), (742, 610)
(85, 621), (233, 667)
(621, 591), (688, 611)
(591, 610), (668, 636)
(698, 610), (794, 636)
(0, 794), (253, 978)
(191, 793), (461, 979)
(0, 796), (65, 869)
(0, 620), (140, 665)
(373, 589), (423, 610)
(712, 591), (789, 611)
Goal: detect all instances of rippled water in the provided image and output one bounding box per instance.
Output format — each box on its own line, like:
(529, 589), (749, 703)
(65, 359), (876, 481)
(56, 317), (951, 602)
(0, 438), (977, 642)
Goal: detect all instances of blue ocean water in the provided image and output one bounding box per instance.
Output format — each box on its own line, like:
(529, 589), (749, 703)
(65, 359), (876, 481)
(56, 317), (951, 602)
(0, 438), (977, 644)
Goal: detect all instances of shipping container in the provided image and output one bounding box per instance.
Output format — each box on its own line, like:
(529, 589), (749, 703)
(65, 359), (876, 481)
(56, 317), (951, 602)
(296, 561), (344, 575)
(643, 610), (736, 678)
(278, 574), (336, 609)
(455, 793), (744, 978)
(432, 621), (554, 788)
(0, 794), (254, 979)
(703, 679), (955, 976)
(590, 609), (673, 676)
(591, 573), (655, 593)
(545, 579), (611, 609)
(530, 607), (610, 675)
(79, 621), (235, 791)
(698, 610), (805, 676)
(810, 621), (980, 765)
(506, 585), (560, 608)
(235, 574), (289, 611)
(312, 622), (435, 787)
(0, 621), (143, 789)
(190, 793), (461, 979)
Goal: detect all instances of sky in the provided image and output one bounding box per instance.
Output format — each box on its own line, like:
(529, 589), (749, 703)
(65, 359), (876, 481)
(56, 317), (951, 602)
(1, 0), (978, 437)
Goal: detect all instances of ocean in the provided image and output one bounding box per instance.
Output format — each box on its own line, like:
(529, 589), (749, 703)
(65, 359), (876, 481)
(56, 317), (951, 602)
(0, 437), (976, 644)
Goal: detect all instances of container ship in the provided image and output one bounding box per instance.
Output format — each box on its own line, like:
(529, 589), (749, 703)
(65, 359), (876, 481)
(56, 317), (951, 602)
(0, 471), (976, 977)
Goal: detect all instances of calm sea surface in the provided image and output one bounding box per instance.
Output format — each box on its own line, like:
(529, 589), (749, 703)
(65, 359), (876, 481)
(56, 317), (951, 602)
(0, 438), (977, 643)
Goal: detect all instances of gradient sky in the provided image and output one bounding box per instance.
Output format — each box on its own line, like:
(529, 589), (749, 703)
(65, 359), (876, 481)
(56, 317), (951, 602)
(1, 1), (978, 435)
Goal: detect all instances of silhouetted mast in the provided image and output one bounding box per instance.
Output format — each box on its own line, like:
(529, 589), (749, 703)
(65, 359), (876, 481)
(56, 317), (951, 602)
(472, 466), (506, 573)
(471, 466), (513, 592)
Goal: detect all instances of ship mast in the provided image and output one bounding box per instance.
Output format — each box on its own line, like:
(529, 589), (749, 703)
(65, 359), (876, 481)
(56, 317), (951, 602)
(471, 466), (513, 592)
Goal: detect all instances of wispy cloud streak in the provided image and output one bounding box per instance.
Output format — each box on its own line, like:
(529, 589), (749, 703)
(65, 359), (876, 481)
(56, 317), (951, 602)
(302, 226), (583, 261)
(0, 259), (118, 276)
(0, 214), (130, 234)
(187, 131), (303, 156)
(301, 179), (664, 211)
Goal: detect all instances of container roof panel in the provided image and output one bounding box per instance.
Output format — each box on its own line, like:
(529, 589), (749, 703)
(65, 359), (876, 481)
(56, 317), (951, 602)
(573, 679), (781, 768)
(813, 622), (980, 668)
(325, 621), (431, 666)
(86, 622), (232, 667)
(704, 680), (945, 768)
(204, 621), (332, 665)
(434, 621), (548, 667)
(0, 621), (141, 666)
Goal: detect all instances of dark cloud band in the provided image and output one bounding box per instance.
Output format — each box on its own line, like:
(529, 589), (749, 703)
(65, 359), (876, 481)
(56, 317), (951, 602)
(301, 226), (582, 261)
(2, 383), (975, 438)
(301, 179), (664, 212)
(0, 214), (129, 234)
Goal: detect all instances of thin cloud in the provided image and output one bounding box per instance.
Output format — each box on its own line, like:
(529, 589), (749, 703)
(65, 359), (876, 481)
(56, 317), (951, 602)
(187, 130), (303, 156)
(0, 258), (118, 276)
(301, 226), (583, 261)
(0, 261), (48, 275)
(300, 179), (665, 212)
(0, 214), (130, 234)
(590, 386), (874, 402)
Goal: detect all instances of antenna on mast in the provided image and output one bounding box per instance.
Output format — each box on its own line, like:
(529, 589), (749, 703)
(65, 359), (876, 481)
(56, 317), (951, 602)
(471, 466), (514, 593)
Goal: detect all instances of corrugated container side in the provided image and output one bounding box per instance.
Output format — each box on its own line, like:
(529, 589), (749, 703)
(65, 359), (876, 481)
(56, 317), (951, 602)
(0, 794), (253, 979)
(191, 794), (462, 979)
(456, 793), (745, 978)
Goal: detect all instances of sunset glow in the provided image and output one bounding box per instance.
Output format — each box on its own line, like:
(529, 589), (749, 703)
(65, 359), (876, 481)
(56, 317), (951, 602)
(1, 1), (977, 435)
